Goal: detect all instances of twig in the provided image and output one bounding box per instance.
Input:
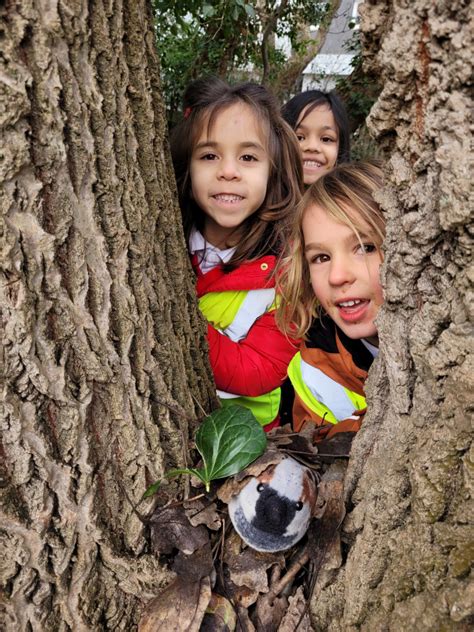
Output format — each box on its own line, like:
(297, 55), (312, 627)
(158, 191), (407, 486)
(149, 393), (189, 419)
(191, 392), (209, 417)
(266, 546), (310, 603)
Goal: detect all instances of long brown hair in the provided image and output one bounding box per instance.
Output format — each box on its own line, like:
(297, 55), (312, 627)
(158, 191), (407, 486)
(276, 161), (385, 339)
(171, 76), (303, 270)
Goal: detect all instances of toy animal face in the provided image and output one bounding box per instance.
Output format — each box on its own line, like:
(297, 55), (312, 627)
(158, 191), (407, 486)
(228, 457), (317, 552)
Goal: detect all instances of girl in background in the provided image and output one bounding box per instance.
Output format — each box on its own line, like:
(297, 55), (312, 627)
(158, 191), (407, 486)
(282, 90), (351, 186)
(171, 77), (303, 430)
(277, 162), (384, 439)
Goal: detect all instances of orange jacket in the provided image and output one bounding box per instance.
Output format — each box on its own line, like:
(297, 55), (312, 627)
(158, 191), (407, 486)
(290, 317), (375, 440)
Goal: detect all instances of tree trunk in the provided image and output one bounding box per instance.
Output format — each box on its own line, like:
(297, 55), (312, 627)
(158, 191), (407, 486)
(270, 0), (342, 101)
(1, 1), (216, 630)
(310, 1), (473, 629)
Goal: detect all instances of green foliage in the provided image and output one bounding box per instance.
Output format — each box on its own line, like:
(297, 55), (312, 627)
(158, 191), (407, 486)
(336, 31), (381, 134)
(153, 1), (331, 126)
(143, 405), (267, 496)
(195, 405), (267, 482)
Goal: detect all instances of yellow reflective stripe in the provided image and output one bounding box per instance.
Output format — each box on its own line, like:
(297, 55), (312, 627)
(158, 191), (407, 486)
(344, 387), (366, 412)
(223, 288), (275, 342)
(200, 286), (285, 426)
(288, 353), (338, 425)
(288, 353), (367, 423)
(219, 386), (281, 426)
(300, 359), (359, 421)
(199, 290), (247, 330)
(289, 353), (367, 423)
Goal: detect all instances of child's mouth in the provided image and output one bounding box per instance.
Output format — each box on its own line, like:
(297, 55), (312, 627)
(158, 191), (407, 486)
(213, 194), (243, 203)
(303, 160), (323, 169)
(336, 299), (369, 322)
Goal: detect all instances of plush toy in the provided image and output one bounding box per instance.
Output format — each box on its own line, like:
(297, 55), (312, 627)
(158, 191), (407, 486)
(226, 455), (317, 552)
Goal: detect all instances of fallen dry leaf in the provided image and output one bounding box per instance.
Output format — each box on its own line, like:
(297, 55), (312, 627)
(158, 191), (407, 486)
(184, 498), (222, 530)
(227, 583), (260, 609)
(315, 431), (356, 460)
(254, 593), (289, 631)
(268, 426), (319, 458)
(138, 575), (211, 632)
(150, 505), (209, 555)
(277, 586), (313, 631)
(200, 592), (237, 631)
(225, 548), (274, 593)
(224, 545), (285, 609)
(235, 604), (256, 632)
(307, 461), (346, 590)
(172, 542), (214, 581)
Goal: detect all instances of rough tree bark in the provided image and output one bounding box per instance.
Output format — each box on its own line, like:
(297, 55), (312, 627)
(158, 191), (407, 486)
(310, 1), (473, 630)
(1, 1), (216, 630)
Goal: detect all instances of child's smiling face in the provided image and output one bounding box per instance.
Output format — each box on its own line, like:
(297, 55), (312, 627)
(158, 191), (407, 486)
(302, 203), (384, 345)
(190, 103), (270, 248)
(295, 105), (339, 186)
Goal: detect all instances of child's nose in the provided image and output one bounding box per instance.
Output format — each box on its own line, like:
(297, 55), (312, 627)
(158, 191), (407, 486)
(328, 256), (355, 286)
(217, 158), (241, 180)
(302, 134), (322, 153)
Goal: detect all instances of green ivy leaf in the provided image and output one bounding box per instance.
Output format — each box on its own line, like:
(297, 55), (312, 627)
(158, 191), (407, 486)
(143, 405), (267, 497)
(195, 405), (267, 483)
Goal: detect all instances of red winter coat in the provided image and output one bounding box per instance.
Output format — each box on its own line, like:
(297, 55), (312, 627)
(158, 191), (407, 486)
(194, 255), (299, 398)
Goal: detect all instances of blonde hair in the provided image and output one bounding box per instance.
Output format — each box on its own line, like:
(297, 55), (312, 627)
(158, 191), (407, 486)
(276, 161), (385, 339)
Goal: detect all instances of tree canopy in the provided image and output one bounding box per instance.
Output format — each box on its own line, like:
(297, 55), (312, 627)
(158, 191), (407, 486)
(153, 0), (337, 125)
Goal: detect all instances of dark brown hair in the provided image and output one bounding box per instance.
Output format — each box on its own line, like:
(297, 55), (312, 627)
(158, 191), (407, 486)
(171, 76), (303, 270)
(282, 90), (351, 163)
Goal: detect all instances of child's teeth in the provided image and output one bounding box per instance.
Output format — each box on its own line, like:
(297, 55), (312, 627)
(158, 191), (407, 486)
(215, 194), (241, 201)
(339, 300), (361, 307)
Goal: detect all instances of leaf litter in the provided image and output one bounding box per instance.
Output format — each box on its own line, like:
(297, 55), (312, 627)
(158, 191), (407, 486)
(139, 424), (355, 631)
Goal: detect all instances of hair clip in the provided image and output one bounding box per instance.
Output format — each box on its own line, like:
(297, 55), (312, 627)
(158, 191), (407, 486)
(184, 107), (192, 119)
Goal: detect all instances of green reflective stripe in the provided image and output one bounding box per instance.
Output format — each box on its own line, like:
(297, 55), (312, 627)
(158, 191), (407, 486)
(287, 353), (338, 425)
(199, 290), (247, 330)
(219, 387), (281, 427)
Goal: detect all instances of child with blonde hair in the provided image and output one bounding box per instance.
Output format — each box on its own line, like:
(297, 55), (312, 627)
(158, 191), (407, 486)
(277, 162), (385, 438)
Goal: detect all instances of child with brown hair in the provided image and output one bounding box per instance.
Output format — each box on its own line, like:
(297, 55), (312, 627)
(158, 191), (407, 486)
(277, 162), (385, 438)
(281, 90), (351, 186)
(171, 76), (303, 430)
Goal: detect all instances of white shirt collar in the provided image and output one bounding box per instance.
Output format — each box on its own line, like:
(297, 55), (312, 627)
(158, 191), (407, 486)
(361, 338), (379, 358)
(189, 228), (236, 274)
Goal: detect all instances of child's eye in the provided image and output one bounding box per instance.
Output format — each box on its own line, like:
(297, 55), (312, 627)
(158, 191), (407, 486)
(358, 243), (377, 254)
(296, 134), (305, 142)
(322, 136), (336, 143)
(200, 153), (218, 160)
(241, 154), (257, 162)
(309, 253), (329, 264)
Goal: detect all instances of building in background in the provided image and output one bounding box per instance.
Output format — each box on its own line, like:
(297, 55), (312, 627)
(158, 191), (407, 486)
(302, 0), (361, 91)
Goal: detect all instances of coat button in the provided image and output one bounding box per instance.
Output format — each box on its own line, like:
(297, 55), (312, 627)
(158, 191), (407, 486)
(261, 263), (269, 271)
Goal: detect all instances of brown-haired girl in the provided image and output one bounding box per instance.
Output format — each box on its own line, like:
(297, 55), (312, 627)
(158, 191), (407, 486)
(171, 76), (303, 431)
(281, 90), (351, 186)
(277, 162), (385, 438)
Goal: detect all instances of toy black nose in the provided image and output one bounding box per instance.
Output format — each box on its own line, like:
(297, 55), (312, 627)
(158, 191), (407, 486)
(251, 487), (296, 536)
